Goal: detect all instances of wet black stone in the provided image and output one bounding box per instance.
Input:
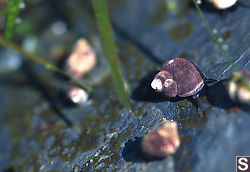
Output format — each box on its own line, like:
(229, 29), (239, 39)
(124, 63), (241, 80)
(0, 0), (250, 171)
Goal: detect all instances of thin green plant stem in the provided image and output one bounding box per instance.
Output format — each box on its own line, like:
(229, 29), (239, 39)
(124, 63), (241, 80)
(0, 35), (93, 92)
(192, 0), (237, 71)
(193, 0), (250, 91)
(92, 0), (129, 106)
(4, 0), (20, 41)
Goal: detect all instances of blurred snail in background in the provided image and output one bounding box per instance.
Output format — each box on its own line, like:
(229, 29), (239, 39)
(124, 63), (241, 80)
(142, 121), (180, 159)
(65, 38), (97, 79)
(227, 70), (250, 106)
(65, 38), (97, 105)
(68, 85), (89, 105)
(207, 0), (237, 9)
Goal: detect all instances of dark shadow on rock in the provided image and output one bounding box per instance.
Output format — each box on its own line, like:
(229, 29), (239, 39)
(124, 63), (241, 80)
(122, 137), (144, 162)
(131, 71), (183, 103)
(0, 69), (76, 109)
(22, 62), (73, 127)
(3, 166), (15, 172)
(206, 79), (250, 113)
(122, 137), (168, 162)
(240, 105), (250, 112)
(55, 90), (78, 108)
(206, 79), (235, 109)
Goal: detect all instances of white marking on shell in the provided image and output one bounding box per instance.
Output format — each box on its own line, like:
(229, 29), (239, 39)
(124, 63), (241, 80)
(151, 79), (163, 90)
(168, 60), (174, 64)
(164, 79), (173, 87)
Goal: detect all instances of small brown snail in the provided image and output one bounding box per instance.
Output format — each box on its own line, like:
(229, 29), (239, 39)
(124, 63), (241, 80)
(151, 58), (217, 107)
(65, 38), (97, 78)
(142, 121), (180, 159)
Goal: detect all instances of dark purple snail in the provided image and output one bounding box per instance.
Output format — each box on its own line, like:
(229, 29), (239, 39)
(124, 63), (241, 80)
(151, 58), (217, 106)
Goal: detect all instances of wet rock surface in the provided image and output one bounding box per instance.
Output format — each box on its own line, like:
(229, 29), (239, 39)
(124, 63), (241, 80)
(0, 0), (250, 171)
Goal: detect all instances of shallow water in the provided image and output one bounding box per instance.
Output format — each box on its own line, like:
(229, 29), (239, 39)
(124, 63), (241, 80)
(0, 0), (250, 171)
